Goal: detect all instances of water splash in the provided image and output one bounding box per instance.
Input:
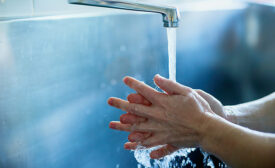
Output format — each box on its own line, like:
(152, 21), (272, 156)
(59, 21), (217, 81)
(133, 146), (197, 168)
(133, 147), (218, 168)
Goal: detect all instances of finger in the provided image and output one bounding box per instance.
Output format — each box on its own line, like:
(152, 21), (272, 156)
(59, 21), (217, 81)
(123, 76), (163, 104)
(154, 74), (192, 95)
(195, 89), (221, 107)
(125, 93), (149, 124)
(141, 134), (166, 148)
(108, 97), (154, 118)
(128, 131), (151, 142)
(195, 89), (224, 118)
(127, 93), (151, 106)
(120, 113), (147, 124)
(124, 142), (138, 150)
(131, 120), (160, 132)
(195, 89), (217, 103)
(150, 144), (178, 159)
(109, 121), (131, 132)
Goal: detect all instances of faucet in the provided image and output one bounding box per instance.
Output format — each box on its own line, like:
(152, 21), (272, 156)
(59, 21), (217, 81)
(68, 0), (180, 27)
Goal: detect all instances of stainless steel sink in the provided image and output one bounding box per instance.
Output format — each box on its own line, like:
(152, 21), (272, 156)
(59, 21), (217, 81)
(0, 4), (274, 168)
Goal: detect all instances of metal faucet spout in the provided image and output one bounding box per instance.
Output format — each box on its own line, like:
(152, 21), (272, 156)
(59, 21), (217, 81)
(68, 0), (180, 27)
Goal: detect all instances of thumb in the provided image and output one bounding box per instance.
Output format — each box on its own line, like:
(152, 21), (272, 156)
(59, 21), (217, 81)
(154, 74), (191, 95)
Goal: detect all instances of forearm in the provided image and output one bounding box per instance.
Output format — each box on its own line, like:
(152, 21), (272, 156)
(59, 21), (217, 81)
(224, 92), (275, 133)
(201, 114), (275, 168)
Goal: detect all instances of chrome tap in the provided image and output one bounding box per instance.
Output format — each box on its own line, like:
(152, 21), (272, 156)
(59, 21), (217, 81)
(68, 0), (180, 27)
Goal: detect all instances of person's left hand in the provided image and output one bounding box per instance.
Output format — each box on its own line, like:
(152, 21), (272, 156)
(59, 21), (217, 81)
(108, 75), (216, 159)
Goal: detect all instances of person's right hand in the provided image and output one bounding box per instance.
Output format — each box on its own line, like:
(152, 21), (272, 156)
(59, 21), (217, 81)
(108, 75), (220, 159)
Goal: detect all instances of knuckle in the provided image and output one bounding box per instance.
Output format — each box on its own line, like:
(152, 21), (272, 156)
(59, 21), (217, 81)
(185, 87), (193, 94)
(185, 92), (196, 104)
(134, 122), (151, 132)
(131, 122), (142, 131)
(128, 104), (138, 114)
(186, 89), (195, 98)
(130, 123), (137, 131)
(135, 122), (145, 131)
(169, 80), (177, 86)
(124, 125), (131, 132)
(136, 82), (143, 91)
(195, 89), (203, 94)
(138, 116), (147, 123)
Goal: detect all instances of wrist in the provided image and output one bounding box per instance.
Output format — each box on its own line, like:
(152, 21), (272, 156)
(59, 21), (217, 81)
(223, 106), (238, 124)
(199, 112), (227, 153)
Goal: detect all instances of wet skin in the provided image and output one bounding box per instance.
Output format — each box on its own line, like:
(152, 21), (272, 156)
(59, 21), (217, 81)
(108, 74), (217, 159)
(108, 75), (275, 167)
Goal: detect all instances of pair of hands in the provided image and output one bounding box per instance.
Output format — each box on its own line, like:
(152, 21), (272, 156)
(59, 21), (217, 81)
(108, 74), (226, 159)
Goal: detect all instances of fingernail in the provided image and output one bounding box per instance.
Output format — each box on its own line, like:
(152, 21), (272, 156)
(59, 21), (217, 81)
(108, 99), (113, 105)
(155, 74), (161, 78)
(109, 123), (116, 129)
(123, 77), (130, 85)
(155, 74), (165, 80)
(124, 144), (130, 150)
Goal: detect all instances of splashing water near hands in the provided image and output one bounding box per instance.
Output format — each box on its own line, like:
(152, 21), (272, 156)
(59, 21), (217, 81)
(131, 29), (221, 168)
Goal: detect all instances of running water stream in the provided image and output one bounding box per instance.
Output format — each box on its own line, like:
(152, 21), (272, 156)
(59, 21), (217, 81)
(133, 28), (194, 168)
(133, 28), (215, 168)
(167, 28), (177, 82)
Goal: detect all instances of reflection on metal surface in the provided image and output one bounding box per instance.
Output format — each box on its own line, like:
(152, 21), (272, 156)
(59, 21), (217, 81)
(0, 25), (14, 69)
(178, 0), (247, 11)
(68, 0), (180, 27)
